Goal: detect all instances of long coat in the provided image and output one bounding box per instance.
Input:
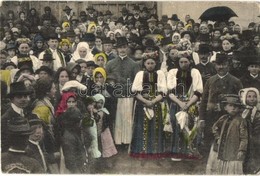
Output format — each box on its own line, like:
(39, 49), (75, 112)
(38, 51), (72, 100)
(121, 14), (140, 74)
(212, 114), (248, 161)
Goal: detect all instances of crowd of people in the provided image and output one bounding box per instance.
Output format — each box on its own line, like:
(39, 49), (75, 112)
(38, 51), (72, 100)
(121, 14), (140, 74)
(0, 3), (260, 174)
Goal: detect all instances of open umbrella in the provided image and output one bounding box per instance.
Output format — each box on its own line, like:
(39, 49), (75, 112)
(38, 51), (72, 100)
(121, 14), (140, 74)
(199, 6), (238, 22)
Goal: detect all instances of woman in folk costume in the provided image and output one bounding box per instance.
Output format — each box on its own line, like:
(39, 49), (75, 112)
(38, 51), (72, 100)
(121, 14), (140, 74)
(11, 38), (40, 72)
(167, 55), (203, 160)
(70, 42), (94, 62)
(130, 50), (168, 160)
(239, 88), (260, 174)
(32, 78), (60, 173)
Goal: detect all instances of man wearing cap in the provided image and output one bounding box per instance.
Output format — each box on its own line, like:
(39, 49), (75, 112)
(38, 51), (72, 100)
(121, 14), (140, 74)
(1, 82), (32, 153)
(26, 114), (48, 172)
(199, 53), (243, 153)
(38, 34), (66, 71)
(102, 37), (117, 61)
(1, 118), (44, 173)
(195, 44), (217, 85)
(41, 6), (58, 27)
(61, 6), (74, 24)
(105, 36), (139, 147)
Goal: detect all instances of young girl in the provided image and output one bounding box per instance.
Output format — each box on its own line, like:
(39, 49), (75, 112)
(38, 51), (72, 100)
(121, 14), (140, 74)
(93, 94), (117, 168)
(239, 88), (260, 174)
(212, 94), (248, 175)
(81, 97), (101, 173)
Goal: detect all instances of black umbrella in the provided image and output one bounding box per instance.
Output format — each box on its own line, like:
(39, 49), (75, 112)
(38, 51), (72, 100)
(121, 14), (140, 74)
(199, 6), (238, 22)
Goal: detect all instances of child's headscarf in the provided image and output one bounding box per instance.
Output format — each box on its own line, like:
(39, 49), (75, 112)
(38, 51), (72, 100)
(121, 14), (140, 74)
(94, 52), (108, 65)
(93, 93), (109, 115)
(55, 92), (77, 117)
(93, 67), (107, 83)
(239, 87), (260, 120)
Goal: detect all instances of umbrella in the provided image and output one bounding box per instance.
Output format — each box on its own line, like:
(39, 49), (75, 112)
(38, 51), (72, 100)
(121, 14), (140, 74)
(199, 6), (238, 22)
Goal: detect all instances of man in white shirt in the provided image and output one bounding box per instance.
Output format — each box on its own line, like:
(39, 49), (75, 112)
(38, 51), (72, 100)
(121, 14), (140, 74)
(38, 34), (66, 71)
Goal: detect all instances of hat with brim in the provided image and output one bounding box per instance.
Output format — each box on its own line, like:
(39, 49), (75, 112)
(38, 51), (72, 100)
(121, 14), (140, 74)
(120, 7), (128, 13)
(82, 33), (96, 42)
(102, 37), (115, 44)
(8, 118), (33, 136)
(181, 31), (195, 42)
(147, 18), (157, 23)
(115, 37), (128, 47)
(198, 44), (211, 54)
(63, 6), (72, 12)
(7, 82), (33, 98)
(79, 11), (87, 17)
(17, 65), (34, 75)
(215, 53), (228, 64)
(40, 53), (55, 61)
(35, 66), (54, 76)
(245, 57), (260, 67)
(1, 61), (17, 70)
(133, 5), (140, 11)
(105, 10), (113, 16)
(28, 114), (43, 126)
(6, 43), (16, 51)
(86, 60), (99, 68)
(47, 33), (60, 41)
(169, 14), (180, 21)
(86, 6), (95, 11)
(220, 94), (243, 107)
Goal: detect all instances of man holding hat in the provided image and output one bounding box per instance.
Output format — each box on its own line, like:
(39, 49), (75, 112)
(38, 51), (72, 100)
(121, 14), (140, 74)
(1, 82), (32, 152)
(199, 53), (243, 154)
(1, 118), (44, 173)
(105, 36), (139, 147)
(38, 33), (66, 71)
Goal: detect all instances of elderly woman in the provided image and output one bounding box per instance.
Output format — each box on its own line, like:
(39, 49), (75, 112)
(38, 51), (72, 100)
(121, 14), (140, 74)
(70, 42), (94, 62)
(167, 55), (203, 160)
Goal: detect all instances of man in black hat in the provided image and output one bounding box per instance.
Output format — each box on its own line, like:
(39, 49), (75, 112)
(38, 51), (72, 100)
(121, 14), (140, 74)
(240, 56), (260, 90)
(36, 66), (54, 80)
(40, 53), (55, 70)
(118, 7), (132, 25)
(96, 12), (105, 27)
(39, 18), (55, 40)
(1, 118), (44, 173)
(132, 5), (143, 25)
(146, 16), (161, 35)
(86, 5), (97, 22)
(1, 82), (32, 152)
(38, 33), (66, 71)
(195, 44), (217, 85)
(104, 10), (113, 24)
(105, 36), (139, 148)
(169, 14), (180, 31)
(199, 53), (243, 154)
(79, 11), (88, 25)
(82, 33), (100, 55)
(102, 37), (117, 61)
(41, 6), (58, 27)
(61, 6), (74, 24)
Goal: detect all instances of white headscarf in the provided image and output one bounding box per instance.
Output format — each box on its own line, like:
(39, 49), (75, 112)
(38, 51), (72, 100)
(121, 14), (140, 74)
(93, 93), (110, 115)
(70, 42), (94, 62)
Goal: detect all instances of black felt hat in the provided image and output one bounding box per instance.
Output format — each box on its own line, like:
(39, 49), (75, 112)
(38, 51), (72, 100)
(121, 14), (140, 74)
(35, 66), (54, 76)
(198, 44), (211, 54)
(63, 6), (72, 12)
(102, 37), (115, 44)
(169, 14), (180, 21)
(220, 94), (243, 106)
(86, 60), (99, 68)
(215, 53), (228, 64)
(82, 33), (96, 42)
(40, 53), (55, 61)
(7, 82), (33, 97)
(115, 37), (128, 47)
(28, 114), (43, 126)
